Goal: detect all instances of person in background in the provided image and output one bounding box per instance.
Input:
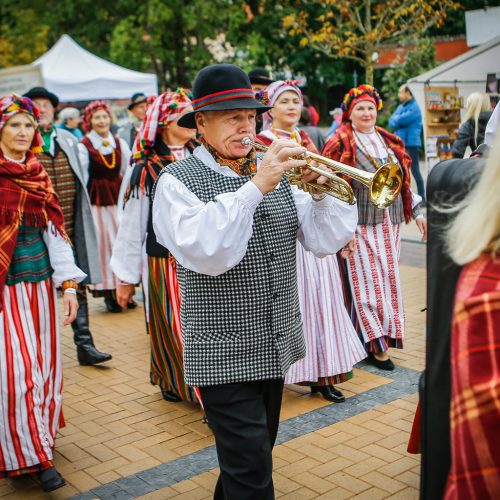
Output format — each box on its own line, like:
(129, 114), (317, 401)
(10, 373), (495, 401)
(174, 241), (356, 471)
(389, 84), (425, 202)
(444, 130), (500, 500)
(78, 101), (131, 313)
(117, 93), (149, 148)
(248, 68), (274, 134)
(0, 95), (85, 491)
(298, 106), (325, 151)
(324, 84), (427, 370)
(56, 107), (83, 139)
(257, 79), (364, 403)
(326, 107), (342, 139)
(111, 90), (199, 403)
(23, 86), (110, 366)
(302, 94), (320, 126)
(451, 93), (492, 158)
(484, 100), (499, 147)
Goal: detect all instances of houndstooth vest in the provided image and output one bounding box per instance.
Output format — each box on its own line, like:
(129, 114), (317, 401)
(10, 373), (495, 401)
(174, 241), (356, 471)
(160, 155), (306, 387)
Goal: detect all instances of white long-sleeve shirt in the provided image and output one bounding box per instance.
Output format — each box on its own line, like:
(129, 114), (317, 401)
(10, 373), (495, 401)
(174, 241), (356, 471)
(152, 145), (358, 277)
(43, 222), (87, 286)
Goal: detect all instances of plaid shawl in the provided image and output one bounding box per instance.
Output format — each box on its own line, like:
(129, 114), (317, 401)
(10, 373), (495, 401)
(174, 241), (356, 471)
(322, 122), (413, 223)
(0, 150), (68, 310)
(445, 254), (500, 500)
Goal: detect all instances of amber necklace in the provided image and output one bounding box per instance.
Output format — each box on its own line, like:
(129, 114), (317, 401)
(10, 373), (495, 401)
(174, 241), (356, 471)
(271, 126), (300, 144)
(98, 140), (117, 169)
(352, 128), (396, 169)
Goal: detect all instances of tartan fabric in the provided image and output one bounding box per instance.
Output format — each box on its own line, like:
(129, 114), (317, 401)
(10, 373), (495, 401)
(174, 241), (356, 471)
(6, 225), (52, 285)
(445, 254), (500, 500)
(322, 122), (413, 223)
(354, 148), (405, 225)
(81, 135), (123, 206)
(0, 150), (67, 311)
(159, 155), (305, 387)
(38, 146), (77, 239)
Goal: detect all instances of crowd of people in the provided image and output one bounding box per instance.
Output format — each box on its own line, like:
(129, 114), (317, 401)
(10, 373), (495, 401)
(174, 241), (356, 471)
(0, 62), (498, 498)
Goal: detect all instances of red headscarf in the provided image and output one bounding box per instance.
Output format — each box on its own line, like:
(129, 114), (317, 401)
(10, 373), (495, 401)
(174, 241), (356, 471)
(341, 84), (383, 123)
(82, 100), (113, 133)
(132, 89), (193, 161)
(0, 96), (68, 310)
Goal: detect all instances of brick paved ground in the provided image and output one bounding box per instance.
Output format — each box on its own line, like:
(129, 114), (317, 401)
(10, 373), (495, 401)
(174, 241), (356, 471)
(0, 241), (426, 499)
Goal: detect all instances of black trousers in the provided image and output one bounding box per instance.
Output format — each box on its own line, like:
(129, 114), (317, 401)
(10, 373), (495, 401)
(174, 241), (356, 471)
(199, 378), (284, 500)
(406, 146), (426, 201)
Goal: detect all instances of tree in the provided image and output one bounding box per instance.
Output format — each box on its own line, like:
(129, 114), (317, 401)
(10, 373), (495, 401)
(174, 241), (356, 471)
(283, 0), (460, 85)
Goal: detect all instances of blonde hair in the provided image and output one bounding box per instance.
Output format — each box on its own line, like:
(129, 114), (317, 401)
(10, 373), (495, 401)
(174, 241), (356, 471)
(463, 92), (490, 145)
(447, 130), (500, 265)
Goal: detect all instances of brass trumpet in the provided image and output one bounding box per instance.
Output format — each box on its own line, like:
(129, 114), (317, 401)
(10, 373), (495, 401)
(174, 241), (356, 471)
(242, 137), (403, 208)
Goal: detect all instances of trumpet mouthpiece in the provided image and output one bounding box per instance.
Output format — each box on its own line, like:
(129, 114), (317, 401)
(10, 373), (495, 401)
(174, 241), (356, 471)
(241, 137), (252, 146)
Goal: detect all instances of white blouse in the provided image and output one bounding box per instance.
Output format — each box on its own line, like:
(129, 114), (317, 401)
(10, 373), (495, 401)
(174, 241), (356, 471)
(152, 145), (358, 277)
(77, 130), (131, 187)
(43, 222), (87, 286)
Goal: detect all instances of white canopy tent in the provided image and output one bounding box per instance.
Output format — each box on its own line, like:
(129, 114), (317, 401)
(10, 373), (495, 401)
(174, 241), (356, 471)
(33, 34), (158, 102)
(408, 35), (500, 165)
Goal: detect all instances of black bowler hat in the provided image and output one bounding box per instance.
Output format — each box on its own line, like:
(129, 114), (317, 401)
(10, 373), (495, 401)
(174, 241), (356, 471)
(178, 64), (272, 129)
(128, 93), (148, 110)
(248, 68), (274, 86)
(23, 87), (59, 108)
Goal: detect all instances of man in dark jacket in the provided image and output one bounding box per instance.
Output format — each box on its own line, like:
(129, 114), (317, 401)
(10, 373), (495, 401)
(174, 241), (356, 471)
(389, 84), (425, 202)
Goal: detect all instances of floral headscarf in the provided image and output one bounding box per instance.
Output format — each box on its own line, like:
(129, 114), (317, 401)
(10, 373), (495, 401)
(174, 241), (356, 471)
(82, 100), (113, 134)
(261, 79), (303, 130)
(0, 95), (44, 153)
(132, 89), (193, 161)
(341, 84), (383, 122)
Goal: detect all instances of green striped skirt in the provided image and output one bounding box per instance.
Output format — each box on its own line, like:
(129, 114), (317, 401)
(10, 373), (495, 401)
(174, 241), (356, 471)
(148, 255), (198, 403)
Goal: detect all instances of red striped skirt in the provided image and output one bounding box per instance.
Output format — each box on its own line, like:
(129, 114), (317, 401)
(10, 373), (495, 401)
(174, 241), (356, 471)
(0, 279), (63, 474)
(346, 211), (404, 346)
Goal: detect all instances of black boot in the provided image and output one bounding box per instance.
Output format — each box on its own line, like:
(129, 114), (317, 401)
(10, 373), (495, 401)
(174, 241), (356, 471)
(36, 466), (65, 492)
(104, 291), (122, 313)
(71, 289), (112, 366)
(311, 385), (345, 403)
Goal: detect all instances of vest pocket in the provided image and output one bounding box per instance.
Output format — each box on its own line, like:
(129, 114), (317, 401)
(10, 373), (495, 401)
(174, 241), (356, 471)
(188, 329), (242, 343)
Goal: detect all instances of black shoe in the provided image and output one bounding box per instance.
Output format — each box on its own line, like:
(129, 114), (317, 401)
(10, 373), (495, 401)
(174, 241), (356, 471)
(36, 467), (66, 492)
(77, 344), (112, 366)
(104, 296), (122, 313)
(127, 300), (138, 309)
(367, 352), (395, 371)
(311, 385), (345, 403)
(161, 389), (182, 402)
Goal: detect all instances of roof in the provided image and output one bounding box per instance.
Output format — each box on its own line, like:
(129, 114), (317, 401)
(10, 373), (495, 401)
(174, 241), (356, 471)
(33, 34), (157, 101)
(409, 34), (500, 84)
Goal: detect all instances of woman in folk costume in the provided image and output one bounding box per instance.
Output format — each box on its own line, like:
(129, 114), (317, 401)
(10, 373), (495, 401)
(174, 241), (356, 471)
(111, 90), (199, 403)
(78, 101), (132, 313)
(0, 95), (85, 491)
(323, 85), (427, 369)
(257, 80), (366, 402)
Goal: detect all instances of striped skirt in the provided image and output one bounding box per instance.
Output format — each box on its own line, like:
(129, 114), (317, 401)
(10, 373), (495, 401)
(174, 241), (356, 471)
(285, 243), (367, 385)
(148, 256), (198, 403)
(89, 204), (119, 294)
(0, 280), (62, 475)
(345, 210), (404, 351)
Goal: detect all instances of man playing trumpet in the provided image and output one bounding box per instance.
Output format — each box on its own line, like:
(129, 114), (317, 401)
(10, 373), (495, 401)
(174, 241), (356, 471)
(152, 63), (357, 499)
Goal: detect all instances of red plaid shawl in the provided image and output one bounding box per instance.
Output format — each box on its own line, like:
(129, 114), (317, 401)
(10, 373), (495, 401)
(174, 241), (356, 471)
(322, 122), (413, 223)
(445, 254), (500, 499)
(256, 129), (318, 154)
(0, 150), (67, 310)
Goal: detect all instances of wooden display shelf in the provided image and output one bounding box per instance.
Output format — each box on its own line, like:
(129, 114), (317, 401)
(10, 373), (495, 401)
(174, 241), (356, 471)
(428, 122), (460, 126)
(427, 108), (462, 112)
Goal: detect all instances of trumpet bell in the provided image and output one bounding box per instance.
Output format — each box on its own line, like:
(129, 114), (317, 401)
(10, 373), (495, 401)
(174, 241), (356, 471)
(370, 162), (404, 209)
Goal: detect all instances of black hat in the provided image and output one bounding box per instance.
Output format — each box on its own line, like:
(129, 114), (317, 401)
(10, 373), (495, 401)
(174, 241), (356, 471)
(128, 93), (148, 110)
(178, 64), (271, 129)
(23, 87), (59, 108)
(248, 68), (274, 86)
